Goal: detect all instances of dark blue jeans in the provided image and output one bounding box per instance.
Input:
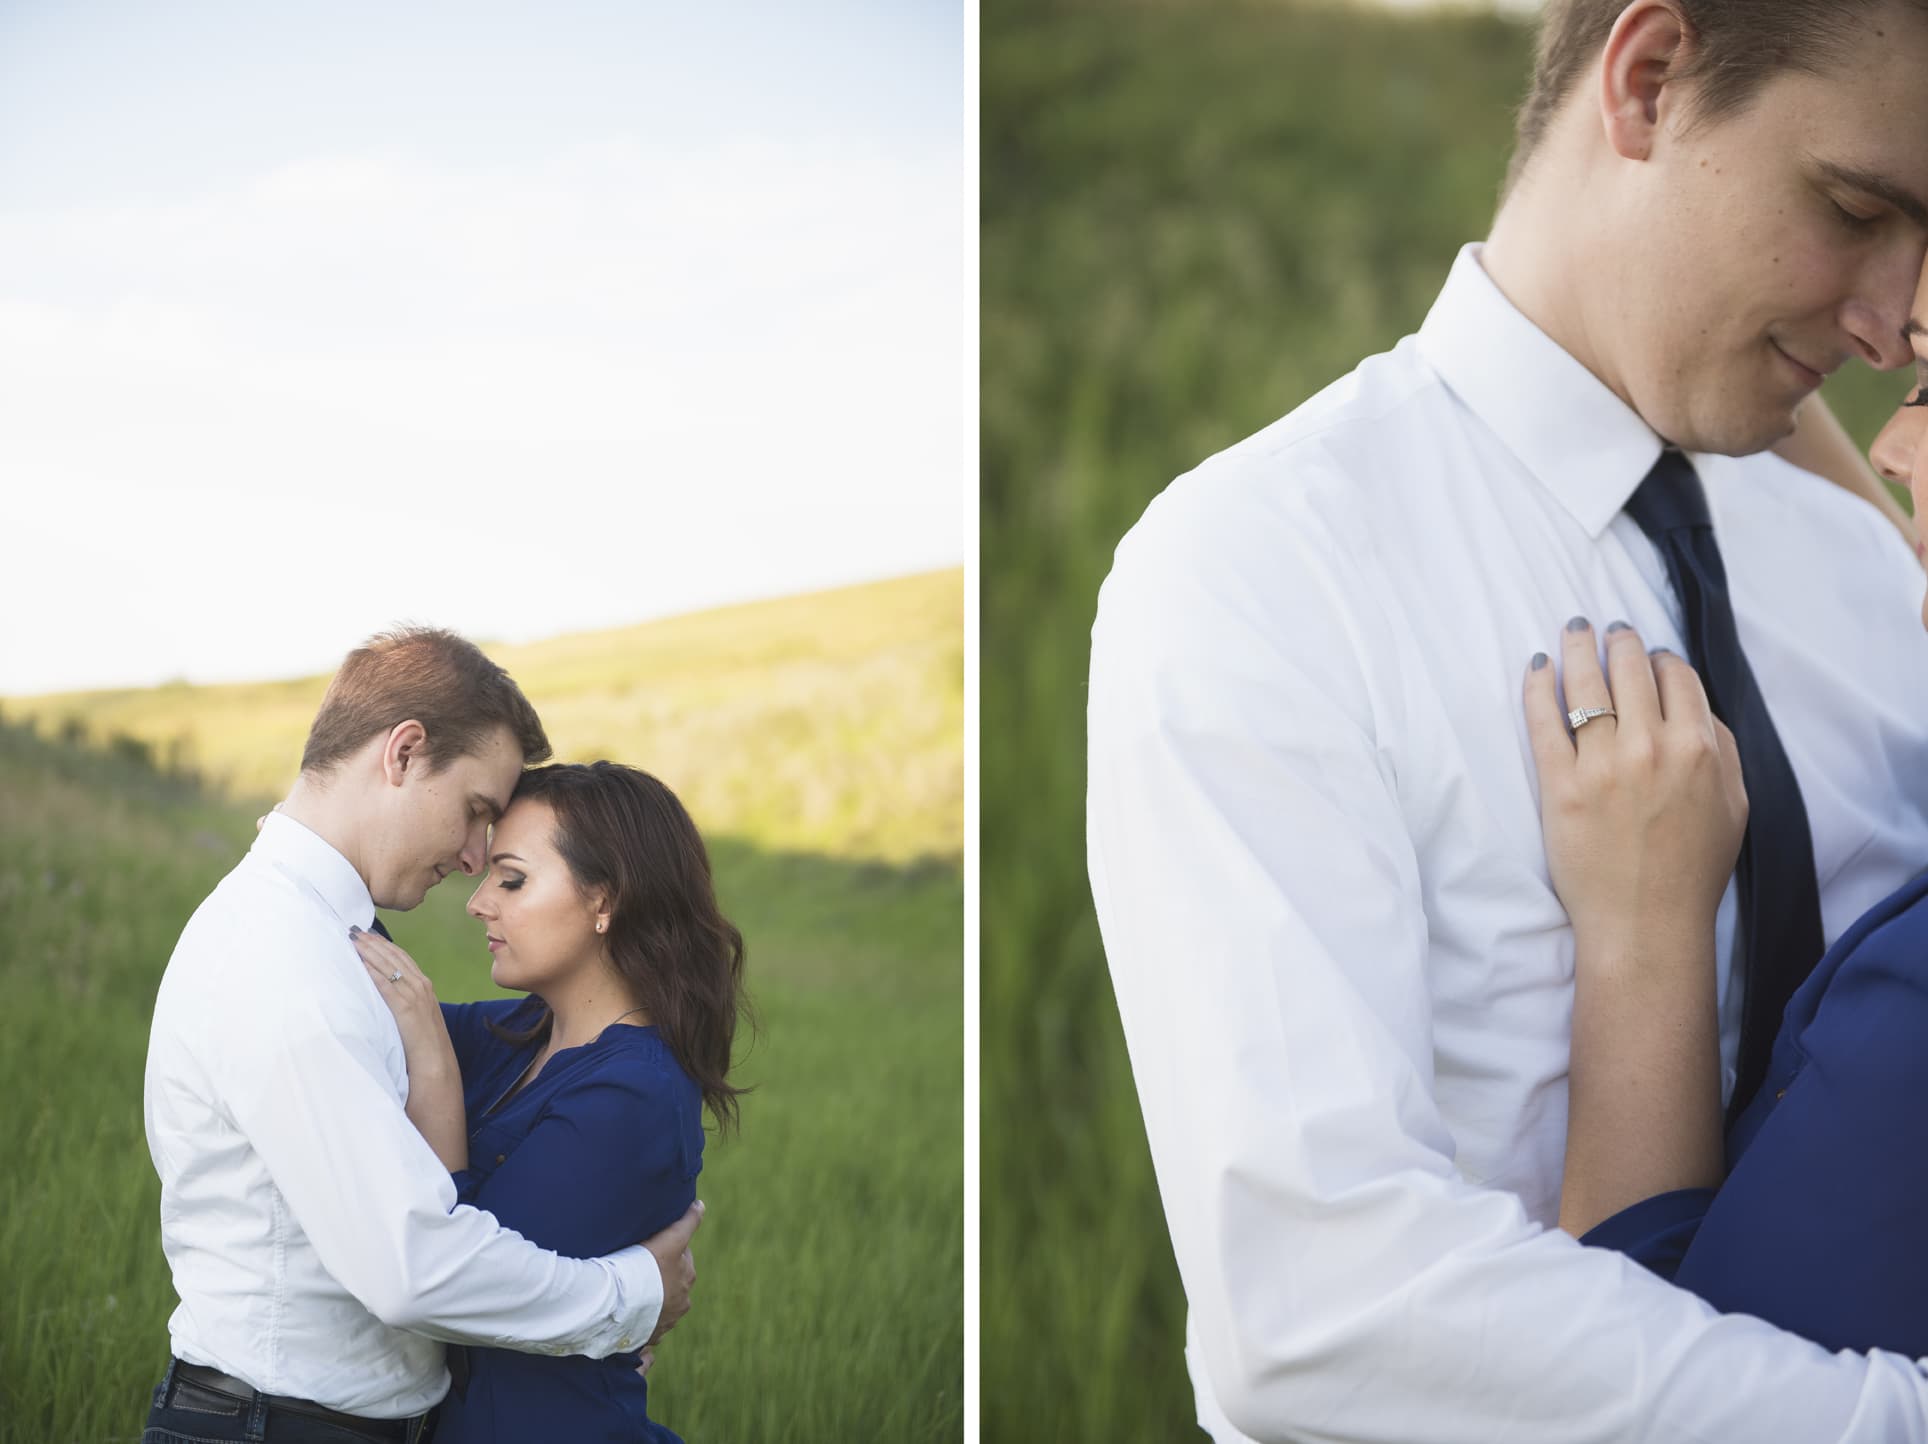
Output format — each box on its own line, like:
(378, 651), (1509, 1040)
(142, 1361), (436, 1444)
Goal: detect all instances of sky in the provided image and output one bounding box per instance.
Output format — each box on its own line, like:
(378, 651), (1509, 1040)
(0, 0), (963, 695)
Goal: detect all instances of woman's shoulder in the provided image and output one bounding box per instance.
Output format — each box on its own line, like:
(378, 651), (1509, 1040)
(537, 1029), (706, 1180)
(577, 1027), (701, 1106)
(442, 994), (543, 1030)
(441, 995), (545, 1066)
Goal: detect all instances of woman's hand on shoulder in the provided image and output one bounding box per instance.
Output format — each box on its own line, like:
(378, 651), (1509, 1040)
(1523, 618), (1747, 968)
(350, 926), (454, 1068)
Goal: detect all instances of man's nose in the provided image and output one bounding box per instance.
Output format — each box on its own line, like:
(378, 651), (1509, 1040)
(458, 821), (488, 876)
(1845, 309), (1914, 372)
(1844, 253), (1923, 372)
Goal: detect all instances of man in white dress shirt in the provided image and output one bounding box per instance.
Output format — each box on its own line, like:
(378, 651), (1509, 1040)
(1089, 2), (1928, 1441)
(142, 627), (700, 1443)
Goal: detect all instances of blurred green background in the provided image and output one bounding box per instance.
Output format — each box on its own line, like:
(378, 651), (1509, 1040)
(0, 571), (961, 1444)
(981, 2), (1908, 1439)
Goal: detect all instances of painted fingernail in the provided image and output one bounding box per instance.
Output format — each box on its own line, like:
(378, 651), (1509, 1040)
(347, 924), (362, 937)
(1606, 620), (1631, 634)
(1566, 616), (1589, 632)
(1530, 652), (1549, 671)
(1649, 646), (1672, 657)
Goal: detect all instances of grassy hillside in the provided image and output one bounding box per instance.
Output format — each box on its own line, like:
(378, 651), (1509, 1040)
(982, 2), (1912, 1439)
(5, 567), (962, 866)
(0, 567), (962, 1442)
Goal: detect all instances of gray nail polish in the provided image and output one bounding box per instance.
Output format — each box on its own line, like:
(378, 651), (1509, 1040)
(1530, 652), (1549, 671)
(1566, 616), (1590, 633)
(1649, 646), (1671, 657)
(1606, 620), (1631, 634)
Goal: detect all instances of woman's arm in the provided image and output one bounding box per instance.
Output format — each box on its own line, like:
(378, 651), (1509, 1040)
(1774, 392), (1922, 562)
(350, 927), (469, 1173)
(1522, 621), (1745, 1237)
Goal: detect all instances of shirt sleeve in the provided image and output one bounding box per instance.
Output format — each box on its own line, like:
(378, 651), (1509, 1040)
(1085, 476), (1928, 1444)
(222, 985), (663, 1357)
(1580, 1189), (1716, 1282)
(440, 997), (530, 1083)
(440, 1000), (492, 1082)
(460, 1057), (701, 1262)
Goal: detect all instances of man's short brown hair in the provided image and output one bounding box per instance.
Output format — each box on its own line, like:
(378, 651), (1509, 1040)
(1508, 0), (1928, 193)
(300, 626), (551, 777)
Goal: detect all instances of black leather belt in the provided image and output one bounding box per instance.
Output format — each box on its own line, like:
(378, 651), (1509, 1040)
(172, 1359), (419, 1441)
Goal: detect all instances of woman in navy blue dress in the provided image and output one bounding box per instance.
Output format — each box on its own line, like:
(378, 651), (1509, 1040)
(350, 761), (746, 1442)
(1517, 340), (1928, 1359)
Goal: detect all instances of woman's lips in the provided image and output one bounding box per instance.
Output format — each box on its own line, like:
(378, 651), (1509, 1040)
(486, 935), (505, 952)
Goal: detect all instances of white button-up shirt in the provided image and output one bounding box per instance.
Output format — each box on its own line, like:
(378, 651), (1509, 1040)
(1089, 245), (1928, 1443)
(144, 813), (662, 1418)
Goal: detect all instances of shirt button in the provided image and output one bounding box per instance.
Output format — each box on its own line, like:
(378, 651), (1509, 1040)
(496, 1154), (506, 1164)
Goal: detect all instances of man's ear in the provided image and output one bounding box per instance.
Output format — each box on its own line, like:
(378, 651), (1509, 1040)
(1598, 1), (1692, 162)
(380, 720), (429, 786)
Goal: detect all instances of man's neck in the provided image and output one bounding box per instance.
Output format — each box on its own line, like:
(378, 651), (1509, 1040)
(279, 777), (375, 898)
(1482, 173), (1634, 418)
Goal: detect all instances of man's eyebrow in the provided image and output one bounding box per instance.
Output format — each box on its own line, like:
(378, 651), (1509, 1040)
(489, 852), (525, 865)
(1906, 318), (1928, 343)
(1817, 159), (1928, 230)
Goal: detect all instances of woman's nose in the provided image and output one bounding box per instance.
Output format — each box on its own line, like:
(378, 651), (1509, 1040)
(1871, 407), (1923, 486)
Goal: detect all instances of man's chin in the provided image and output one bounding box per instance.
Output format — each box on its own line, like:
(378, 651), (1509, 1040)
(369, 886), (428, 913)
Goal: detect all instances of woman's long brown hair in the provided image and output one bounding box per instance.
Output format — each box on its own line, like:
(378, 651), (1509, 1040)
(490, 761), (750, 1133)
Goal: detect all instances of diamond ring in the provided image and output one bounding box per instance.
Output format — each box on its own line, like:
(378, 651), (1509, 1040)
(1568, 706), (1617, 730)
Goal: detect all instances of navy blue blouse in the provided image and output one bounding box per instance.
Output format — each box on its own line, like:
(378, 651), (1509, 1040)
(1583, 867), (1928, 1357)
(431, 997), (704, 1444)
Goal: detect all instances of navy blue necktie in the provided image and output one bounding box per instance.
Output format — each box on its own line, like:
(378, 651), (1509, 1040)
(367, 913), (468, 1398)
(1624, 449), (1826, 1123)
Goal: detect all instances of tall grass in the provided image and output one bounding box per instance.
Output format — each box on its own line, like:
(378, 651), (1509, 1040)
(981, 2), (1907, 1438)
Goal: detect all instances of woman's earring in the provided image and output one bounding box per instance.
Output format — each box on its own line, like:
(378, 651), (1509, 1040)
(596, 920), (606, 933)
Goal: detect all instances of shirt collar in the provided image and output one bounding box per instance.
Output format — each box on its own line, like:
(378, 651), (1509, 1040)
(1415, 243), (1668, 539)
(251, 812), (378, 931)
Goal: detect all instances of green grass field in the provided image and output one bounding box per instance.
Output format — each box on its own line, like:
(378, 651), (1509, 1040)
(0, 570), (961, 1443)
(981, 3), (1911, 1439)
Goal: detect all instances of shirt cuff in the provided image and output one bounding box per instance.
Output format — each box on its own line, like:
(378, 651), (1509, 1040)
(603, 1244), (664, 1355)
(1580, 1187), (1718, 1282)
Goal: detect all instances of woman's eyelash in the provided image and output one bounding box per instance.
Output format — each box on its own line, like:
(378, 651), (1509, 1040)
(499, 878), (525, 891)
(1906, 388), (1928, 409)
